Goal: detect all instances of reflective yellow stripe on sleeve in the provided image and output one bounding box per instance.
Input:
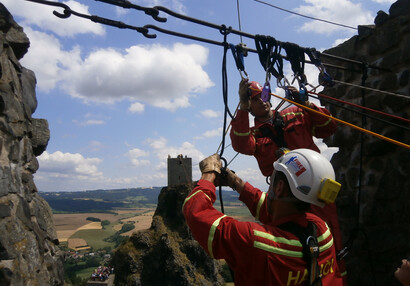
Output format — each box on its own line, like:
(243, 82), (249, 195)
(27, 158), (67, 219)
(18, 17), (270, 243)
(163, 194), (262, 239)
(312, 118), (333, 136)
(182, 190), (211, 211)
(280, 111), (304, 118)
(208, 215), (227, 258)
(255, 192), (266, 220)
(254, 230), (303, 258)
(317, 223), (334, 253)
(233, 130), (251, 136)
(253, 223), (334, 257)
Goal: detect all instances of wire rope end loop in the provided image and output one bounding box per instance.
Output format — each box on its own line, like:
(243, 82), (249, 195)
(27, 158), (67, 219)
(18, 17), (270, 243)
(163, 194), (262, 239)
(146, 8), (167, 23)
(53, 8), (71, 19)
(141, 26), (157, 38)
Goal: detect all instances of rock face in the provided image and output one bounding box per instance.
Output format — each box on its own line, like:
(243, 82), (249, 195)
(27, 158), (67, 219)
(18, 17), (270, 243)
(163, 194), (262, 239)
(0, 4), (64, 285)
(113, 183), (226, 286)
(321, 0), (410, 285)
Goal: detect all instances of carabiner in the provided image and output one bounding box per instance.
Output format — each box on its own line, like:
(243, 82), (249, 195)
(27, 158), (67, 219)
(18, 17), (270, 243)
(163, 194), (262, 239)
(239, 70), (249, 81)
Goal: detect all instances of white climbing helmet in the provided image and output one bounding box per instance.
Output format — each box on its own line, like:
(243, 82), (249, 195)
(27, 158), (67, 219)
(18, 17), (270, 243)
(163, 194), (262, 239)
(271, 148), (341, 207)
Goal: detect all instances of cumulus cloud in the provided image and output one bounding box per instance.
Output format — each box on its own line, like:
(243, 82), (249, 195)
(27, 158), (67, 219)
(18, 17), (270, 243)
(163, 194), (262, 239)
(20, 28), (213, 111)
(63, 43), (213, 111)
(2, 0), (105, 37)
(73, 119), (105, 126)
(129, 102), (145, 113)
(19, 27), (82, 92)
(199, 109), (220, 118)
(194, 127), (223, 140)
(24, 42), (212, 111)
(371, 0), (395, 3)
(294, 0), (373, 36)
(145, 136), (204, 170)
(126, 148), (150, 167)
(37, 151), (103, 177)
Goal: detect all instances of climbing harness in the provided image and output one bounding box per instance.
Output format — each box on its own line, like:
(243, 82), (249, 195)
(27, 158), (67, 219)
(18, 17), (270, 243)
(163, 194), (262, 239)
(278, 221), (323, 286)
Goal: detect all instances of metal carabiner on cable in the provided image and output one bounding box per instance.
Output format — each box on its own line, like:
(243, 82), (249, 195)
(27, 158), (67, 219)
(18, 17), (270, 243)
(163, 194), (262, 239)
(261, 70), (272, 102)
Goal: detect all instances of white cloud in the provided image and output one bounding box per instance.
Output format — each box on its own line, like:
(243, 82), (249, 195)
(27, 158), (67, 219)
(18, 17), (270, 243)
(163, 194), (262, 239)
(19, 27), (82, 92)
(294, 0), (373, 35)
(2, 0), (105, 37)
(61, 43), (214, 111)
(146, 136), (204, 169)
(194, 127), (223, 140)
(126, 148), (150, 167)
(200, 109), (220, 118)
(371, 0), (395, 3)
(129, 102), (145, 113)
(73, 119), (105, 126)
(20, 26), (213, 111)
(37, 151), (103, 177)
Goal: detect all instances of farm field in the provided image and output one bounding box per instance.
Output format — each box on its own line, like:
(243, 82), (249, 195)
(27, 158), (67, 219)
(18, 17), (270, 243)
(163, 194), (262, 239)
(54, 208), (155, 248)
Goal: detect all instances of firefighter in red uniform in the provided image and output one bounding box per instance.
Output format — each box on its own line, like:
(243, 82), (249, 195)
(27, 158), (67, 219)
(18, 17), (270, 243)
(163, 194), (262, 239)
(183, 149), (344, 286)
(229, 79), (347, 283)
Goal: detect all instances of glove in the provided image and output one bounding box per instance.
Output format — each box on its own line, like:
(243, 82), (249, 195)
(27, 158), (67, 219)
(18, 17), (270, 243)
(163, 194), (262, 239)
(217, 168), (237, 189)
(238, 79), (250, 110)
(199, 154), (221, 174)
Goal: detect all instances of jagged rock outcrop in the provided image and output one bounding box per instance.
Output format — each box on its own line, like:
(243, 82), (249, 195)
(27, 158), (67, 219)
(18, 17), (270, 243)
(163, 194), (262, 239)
(0, 4), (64, 285)
(113, 184), (226, 286)
(321, 0), (410, 285)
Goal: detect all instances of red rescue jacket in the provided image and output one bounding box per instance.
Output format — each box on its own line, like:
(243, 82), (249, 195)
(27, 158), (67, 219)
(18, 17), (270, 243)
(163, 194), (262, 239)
(230, 105), (337, 177)
(183, 179), (343, 286)
(230, 105), (347, 283)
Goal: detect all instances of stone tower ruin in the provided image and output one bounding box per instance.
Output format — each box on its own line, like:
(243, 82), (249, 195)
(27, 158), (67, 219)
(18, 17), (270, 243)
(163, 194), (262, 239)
(167, 154), (192, 187)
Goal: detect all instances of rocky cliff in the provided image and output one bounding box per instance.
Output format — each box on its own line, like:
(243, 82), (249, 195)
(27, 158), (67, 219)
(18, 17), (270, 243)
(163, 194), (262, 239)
(0, 4), (64, 285)
(321, 0), (410, 285)
(113, 183), (226, 286)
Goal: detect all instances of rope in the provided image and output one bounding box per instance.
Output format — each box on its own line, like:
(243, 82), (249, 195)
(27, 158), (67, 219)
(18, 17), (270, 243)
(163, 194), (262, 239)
(270, 93), (410, 149)
(308, 91), (410, 125)
(236, 0), (243, 43)
(253, 0), (357, 30)
(332, 79), (409, 100)
(308, 93), (410, 133)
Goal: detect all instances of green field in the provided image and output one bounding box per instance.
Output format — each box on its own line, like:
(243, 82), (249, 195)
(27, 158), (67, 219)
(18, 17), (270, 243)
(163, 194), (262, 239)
(70, 225), (117, 250)
(76, 266), (96, 280)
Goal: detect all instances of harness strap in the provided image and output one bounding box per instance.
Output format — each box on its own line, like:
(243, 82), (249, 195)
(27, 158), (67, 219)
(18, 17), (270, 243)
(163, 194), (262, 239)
(278, 221), (323, 286)
(258, 112), (287, 148)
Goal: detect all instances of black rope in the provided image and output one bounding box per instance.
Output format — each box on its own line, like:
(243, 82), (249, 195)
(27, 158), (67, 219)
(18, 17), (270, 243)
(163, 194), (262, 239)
(218, 25), (233, 215)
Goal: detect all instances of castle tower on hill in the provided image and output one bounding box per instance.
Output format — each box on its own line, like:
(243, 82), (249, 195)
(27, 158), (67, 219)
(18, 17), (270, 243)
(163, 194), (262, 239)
(167, 154), (192, 187)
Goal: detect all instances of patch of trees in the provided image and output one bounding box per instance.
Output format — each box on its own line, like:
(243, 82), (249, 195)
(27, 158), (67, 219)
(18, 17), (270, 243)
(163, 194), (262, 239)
(103, 223), (134, 247)
(86, 217), (101, 222)
(45, 199), (125, 213)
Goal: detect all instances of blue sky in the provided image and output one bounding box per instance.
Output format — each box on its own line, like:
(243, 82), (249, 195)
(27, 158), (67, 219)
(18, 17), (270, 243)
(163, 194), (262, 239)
(4, 0), (395, 192)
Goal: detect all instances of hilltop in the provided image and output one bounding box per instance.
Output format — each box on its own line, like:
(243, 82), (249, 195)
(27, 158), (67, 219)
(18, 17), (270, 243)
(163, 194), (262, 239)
(39, 187), (242, 213)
